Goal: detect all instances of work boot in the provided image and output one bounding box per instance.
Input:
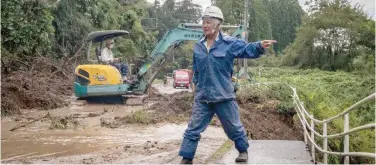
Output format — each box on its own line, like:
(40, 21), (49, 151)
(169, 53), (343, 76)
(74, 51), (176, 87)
(122, 76), (127, 83)
(180, 158), (193, 164)
(235, 151), (248, 163)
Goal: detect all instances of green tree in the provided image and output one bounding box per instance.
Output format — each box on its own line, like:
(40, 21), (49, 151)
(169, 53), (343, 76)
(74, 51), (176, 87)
(148, 0), (202, 40)
(216, 0), (304, 53)
(215, 0), (244, 25)
(268, 0), (305, 53)
(175, 0), (202, 23)
(154, 0), (179, 40)
(53, 0), (155, 60)
(53, 0), (96, 57)
(1, 0), (54, 57)
(282, 0), (374, 73)
(248, 0), (272, 42)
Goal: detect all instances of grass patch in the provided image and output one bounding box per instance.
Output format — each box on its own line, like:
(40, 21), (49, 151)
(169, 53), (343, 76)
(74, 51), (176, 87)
(152, 79), (163, 84)
(276, 101), (296, 116)
(236, 82), (295, 117)
(246, 67), (375, 163)
(49, 117), (80, 129)
(205, 140), (233, 163)
(118, 110), (153, 125)
(101, 110), (154, 128)
(127, 110), (150, 124)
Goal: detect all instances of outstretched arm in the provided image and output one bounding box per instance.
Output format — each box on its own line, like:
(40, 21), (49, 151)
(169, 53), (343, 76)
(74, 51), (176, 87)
(231, 40), (277, 58)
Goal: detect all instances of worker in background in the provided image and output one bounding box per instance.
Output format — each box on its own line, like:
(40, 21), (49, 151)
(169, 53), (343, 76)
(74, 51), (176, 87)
(100, 39), (128, 81)
(179, 6), (277, 164)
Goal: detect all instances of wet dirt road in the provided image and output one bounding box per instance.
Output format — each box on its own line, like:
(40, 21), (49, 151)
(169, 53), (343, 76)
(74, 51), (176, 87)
(152, 83), (192, 94)
(1, 84), (228, 164)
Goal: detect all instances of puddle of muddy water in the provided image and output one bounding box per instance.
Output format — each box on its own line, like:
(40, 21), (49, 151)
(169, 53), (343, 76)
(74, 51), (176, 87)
(1, 122), (227, 164)
(1, 101), (143, 162)
(2, 84), (227, 163)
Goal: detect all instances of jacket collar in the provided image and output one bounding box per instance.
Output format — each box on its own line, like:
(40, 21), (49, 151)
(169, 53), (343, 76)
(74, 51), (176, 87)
(200, 31), (222, 43)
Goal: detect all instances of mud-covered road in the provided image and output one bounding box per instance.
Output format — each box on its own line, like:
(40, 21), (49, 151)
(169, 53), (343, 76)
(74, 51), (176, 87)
(2, 82), (304, 164)
(1, 84), (227, 164)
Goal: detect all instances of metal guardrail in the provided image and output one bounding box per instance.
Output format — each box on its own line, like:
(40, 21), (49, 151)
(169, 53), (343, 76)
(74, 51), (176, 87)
(289, 86), (376, 164)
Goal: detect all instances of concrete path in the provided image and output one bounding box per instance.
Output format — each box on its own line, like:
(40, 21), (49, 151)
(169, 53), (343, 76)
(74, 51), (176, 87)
(214, 140), (314, 164)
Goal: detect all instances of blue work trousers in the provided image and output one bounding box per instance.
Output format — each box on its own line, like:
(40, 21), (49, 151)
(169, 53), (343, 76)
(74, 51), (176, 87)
(178, 99), (249, 159)
(111, 63), (128, 77)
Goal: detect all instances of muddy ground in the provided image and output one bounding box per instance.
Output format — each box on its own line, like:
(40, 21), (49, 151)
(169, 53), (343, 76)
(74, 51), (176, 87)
(1, 84), (226, 164)
(2, 78), (303, 163)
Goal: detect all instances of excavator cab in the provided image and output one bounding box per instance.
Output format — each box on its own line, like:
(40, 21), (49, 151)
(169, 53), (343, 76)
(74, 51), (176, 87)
(74, 30), (131, 98)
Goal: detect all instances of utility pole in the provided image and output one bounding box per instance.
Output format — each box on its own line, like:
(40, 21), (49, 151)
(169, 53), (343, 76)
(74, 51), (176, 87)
(242, 0), (249, 78)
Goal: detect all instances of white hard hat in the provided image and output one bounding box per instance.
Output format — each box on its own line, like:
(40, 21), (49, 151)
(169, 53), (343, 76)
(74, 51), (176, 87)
(202, 6), (224, 23)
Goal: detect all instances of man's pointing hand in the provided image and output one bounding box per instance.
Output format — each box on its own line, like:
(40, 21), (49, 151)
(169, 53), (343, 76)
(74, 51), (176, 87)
(261, 40), (277, 49)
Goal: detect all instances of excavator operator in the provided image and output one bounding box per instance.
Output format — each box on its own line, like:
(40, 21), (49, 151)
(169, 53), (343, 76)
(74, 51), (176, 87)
(178, 6), (277, 164)
(100, 39), (128, 81)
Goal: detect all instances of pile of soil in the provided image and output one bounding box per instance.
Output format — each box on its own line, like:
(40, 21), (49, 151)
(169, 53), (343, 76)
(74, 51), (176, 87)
(150, 91), (193, 115)
(1, 57), (74, 116)
(146, 86), (160, 96)
(144, 87), (169, 102)
(239, 101), (303, 140)
(99, 92), (194, 128)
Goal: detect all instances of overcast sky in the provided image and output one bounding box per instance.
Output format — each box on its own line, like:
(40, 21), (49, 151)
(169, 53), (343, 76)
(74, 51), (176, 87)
(147, 0), (375, 19)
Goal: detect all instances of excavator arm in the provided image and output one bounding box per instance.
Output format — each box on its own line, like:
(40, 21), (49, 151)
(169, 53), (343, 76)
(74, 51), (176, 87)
(137, 27), (203, 77)
(131, 23), (245, 94)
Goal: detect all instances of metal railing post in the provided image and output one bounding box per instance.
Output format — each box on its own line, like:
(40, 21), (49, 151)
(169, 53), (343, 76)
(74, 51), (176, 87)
(344, 114), (350, 164)
(298, 97), (308, 145)
(303, 118), (308, 144)
(311, 115), (315, 163)
(323, 122), (328, 164)
(289, 87), (375, 163)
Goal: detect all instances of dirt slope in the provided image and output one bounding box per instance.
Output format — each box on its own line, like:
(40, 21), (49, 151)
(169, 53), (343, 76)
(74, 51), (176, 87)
(146, 91), (303, 140)
(1, 57), (74, 116)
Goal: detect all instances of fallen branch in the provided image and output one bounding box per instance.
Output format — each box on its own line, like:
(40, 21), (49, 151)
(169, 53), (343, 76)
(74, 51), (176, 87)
(24, 151), (67, 159)
(29, 63), (34, 75)
(14, 58), (31, 68)
(69, 110), (108, 118)
(35, 55), (62, 73)
(10, 112), (50, 131)
(49, 41), (86, 78)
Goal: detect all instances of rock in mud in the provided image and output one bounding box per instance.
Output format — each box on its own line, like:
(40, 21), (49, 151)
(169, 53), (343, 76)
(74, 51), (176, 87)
(82, 158), (94, 164)
(123, 145), (131, 151)
(100, 118), (122, 128)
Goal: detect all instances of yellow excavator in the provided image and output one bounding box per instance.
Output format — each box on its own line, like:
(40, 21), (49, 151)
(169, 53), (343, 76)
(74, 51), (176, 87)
(74, 23), (247, 104)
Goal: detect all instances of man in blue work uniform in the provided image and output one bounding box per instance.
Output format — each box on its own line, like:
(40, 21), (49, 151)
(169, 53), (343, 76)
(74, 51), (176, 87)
(179, 6), (277, 164)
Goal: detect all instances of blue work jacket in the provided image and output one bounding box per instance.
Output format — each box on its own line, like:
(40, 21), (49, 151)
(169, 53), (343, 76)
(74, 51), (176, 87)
(192, 31), (265, 102)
